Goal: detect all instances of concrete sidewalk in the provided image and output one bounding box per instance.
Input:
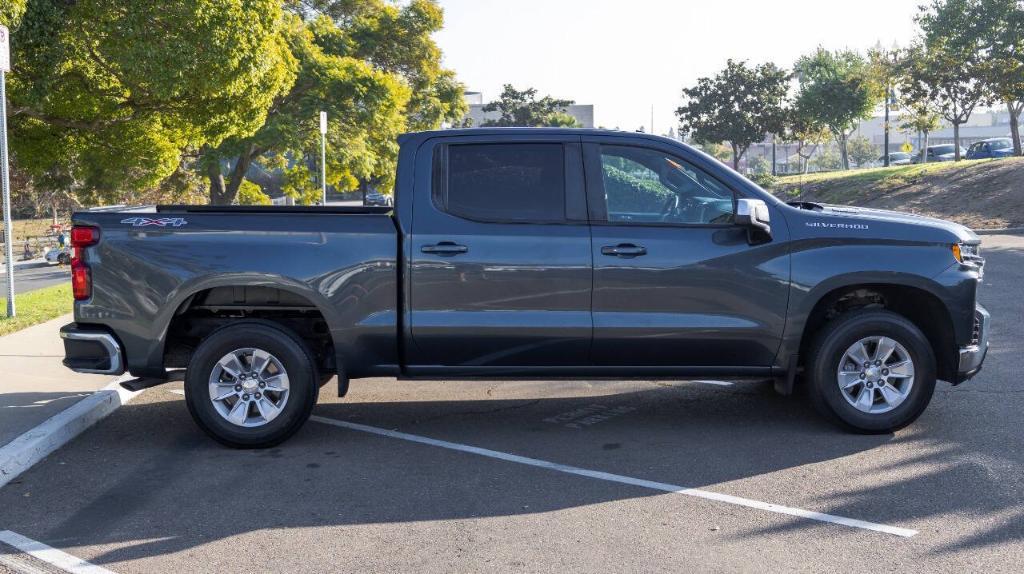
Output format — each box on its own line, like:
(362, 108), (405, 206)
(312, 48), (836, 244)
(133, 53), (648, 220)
(0, 257), (49, 273)
(0, 314), (118, 447)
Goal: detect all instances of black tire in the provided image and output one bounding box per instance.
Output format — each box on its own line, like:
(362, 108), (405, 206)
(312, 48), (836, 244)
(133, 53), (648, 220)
(806, 310), (937, 433)
(58, 252), (71, 265)
(184, 321), (319, 448)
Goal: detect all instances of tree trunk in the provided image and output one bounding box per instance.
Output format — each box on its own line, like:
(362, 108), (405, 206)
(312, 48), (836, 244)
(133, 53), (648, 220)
(922, 131), (930, 163)
(838, 132), (849, 171)
(223, 150), (255, 205)
(731, 142), (740, 171)
(953, 122), (961, 161)
(206, 160), (228, 205)
(1009, 101), (1022, 157)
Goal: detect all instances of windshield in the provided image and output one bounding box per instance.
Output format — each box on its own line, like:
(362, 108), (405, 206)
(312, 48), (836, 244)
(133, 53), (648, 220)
(932, 145), (955, 155)
(990, 139), (1011, 150)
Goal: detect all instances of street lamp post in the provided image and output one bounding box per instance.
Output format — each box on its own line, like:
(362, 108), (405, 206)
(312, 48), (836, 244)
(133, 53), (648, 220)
(883, 88), (891, 168)
(319, 111), (327, 205)
(0, 26), (14, 317)
(883, 51), (898, 168)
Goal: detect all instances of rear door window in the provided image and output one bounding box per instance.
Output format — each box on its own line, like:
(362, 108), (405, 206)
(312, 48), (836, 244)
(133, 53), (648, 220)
(441, 144), (566, 222)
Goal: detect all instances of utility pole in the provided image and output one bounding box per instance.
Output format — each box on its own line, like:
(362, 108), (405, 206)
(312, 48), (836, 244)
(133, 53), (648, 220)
(771, 134), (777, 177)
(883, 51), (897, 168)
(883, 87), (891, 167)
(319, 111), (327, 205)
(0, 26), (15, 317)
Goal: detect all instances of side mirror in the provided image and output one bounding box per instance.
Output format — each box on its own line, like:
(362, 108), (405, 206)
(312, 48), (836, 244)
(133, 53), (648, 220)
(735, 198), (771, 237)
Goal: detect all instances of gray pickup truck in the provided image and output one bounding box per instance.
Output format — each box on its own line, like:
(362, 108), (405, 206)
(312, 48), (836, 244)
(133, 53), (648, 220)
(61, 128), (989, 447)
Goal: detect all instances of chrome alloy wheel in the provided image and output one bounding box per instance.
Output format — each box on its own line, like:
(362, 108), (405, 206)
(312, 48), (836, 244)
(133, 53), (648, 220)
(208, 348), (290, 427)
(837, 336), (915, 414)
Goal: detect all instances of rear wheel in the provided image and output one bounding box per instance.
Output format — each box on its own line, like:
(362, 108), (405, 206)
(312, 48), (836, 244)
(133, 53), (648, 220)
(185, 321), (318, 448)
(806, 310), (936, 433)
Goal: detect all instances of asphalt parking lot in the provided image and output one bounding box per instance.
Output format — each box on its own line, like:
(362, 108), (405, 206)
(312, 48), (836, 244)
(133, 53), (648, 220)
(1, 235), (1022, 573)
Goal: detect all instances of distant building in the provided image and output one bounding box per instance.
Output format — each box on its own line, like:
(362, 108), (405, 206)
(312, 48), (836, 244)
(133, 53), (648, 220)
(456, 90), (595, 128)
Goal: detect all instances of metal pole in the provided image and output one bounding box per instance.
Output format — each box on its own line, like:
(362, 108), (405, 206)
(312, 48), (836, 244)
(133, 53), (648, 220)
(883, 84), (891, 168)
(320, 132), (327, 205)
(319, 111), (327, 205)
(1, 70), (15, 317)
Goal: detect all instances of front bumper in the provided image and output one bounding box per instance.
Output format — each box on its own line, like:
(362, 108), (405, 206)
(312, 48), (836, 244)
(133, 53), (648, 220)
(956, 304), (989, 383)
(60, 323), (125, 375)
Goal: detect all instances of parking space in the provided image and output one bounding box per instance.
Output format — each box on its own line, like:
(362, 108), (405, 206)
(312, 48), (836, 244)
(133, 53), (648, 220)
(0, 236), (1021, 573)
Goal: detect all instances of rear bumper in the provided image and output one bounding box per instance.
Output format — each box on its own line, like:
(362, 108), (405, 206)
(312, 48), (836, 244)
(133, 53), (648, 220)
(60, 323), (125, 375)
(955, 304), (989, 383)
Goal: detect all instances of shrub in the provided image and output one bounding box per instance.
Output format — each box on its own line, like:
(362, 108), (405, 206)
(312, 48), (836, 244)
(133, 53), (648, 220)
(603, 166), (673, 213)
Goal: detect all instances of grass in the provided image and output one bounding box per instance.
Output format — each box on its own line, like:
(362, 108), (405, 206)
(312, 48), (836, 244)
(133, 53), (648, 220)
(772, 158), (1023, 204)
(0, 218), (67, 243)
(777, 159), (994, 189)
(0, 282), (74, 337)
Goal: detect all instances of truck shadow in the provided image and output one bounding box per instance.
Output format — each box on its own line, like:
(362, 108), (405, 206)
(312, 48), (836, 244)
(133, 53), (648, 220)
(2, 370), (1020, 565)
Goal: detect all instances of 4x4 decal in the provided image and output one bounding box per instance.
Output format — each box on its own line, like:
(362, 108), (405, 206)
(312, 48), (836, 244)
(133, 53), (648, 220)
(120, 217), (188, 227)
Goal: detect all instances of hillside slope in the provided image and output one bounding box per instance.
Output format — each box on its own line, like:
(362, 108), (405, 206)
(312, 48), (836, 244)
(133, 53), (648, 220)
(772, 157), (1024, 229)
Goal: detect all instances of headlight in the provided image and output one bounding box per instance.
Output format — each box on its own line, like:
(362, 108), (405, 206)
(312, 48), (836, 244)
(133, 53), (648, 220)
(952, 242), (981, 264)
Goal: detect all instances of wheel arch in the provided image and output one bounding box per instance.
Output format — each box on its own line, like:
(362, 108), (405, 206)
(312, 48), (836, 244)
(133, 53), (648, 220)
(148, 274), (345, 380)
(788, 275), (959, 383)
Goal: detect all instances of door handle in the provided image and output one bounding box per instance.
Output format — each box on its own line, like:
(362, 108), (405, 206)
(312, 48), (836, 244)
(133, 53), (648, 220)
(421, 241), (468, 255)
(601, 243), (647, 257)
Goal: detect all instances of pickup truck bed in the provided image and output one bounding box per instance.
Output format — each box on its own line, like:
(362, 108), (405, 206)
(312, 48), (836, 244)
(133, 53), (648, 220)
(67, 207), (401, 382)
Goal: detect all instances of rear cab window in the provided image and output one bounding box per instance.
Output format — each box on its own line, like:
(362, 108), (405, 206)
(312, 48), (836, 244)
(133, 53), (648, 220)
(434, 143), (567, 223)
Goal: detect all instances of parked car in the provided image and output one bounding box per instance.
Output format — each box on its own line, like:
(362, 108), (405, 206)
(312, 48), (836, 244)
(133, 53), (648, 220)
(911, 144), (967, 163)
(363, 191), (392, 206)
(878, 152), (913, 166)
(44, 246), (71, 265)
(62, 128), (989, 447)
(966, 138), (1014, 160)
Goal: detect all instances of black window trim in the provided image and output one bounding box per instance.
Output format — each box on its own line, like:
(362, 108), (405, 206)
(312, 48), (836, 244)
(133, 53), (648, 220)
(431, 141), (588, 226)
(582, 142), (741, 229)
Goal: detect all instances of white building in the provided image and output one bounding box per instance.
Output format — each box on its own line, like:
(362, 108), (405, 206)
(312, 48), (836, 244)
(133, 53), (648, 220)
(458, 91), (595, 128)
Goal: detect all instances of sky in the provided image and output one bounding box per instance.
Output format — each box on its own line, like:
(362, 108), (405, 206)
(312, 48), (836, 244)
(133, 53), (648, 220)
(434, 0), (923, 132)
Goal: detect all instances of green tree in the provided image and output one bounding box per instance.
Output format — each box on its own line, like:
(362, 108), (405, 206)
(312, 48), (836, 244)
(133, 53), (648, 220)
(898, 101), (942, 162)
(676, 59), (789, 170)
(0, 0), (26, 27)
(847, 135), (878, 168)
(783, 102), (831, 174)
(794, 48), (880, 170)
(236, 180), (273, 205)
(902, 0), (992, 161)
(7, 0), (297, 205)
(203, 0), (466, 205)
(923, 0), (1023, 156)
(479, 85), (580, 127)
(695, 142), (733, 164)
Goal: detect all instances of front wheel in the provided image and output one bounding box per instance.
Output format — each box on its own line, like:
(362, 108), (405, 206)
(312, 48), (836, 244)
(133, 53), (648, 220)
(806, 310), (937, 433)
(184, 321), (319, 448)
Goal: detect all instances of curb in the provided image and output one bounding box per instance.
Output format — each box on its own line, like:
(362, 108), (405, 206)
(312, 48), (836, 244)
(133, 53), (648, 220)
(976, 228), (1024, 235)
(0, 375), (139, 490)
(0, 258), (50, 273)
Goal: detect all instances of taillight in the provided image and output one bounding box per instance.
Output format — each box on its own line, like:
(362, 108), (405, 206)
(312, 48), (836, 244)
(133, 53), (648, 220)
(70, 226), (99, 247)
(70, 225), (99, 301)
(71, 261), (91, 300)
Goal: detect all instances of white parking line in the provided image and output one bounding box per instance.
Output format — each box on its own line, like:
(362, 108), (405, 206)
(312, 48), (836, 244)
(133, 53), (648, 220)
(0, 530), (115, 574)
(311, 415), (918, 538)
(690, 380), (734, 387)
